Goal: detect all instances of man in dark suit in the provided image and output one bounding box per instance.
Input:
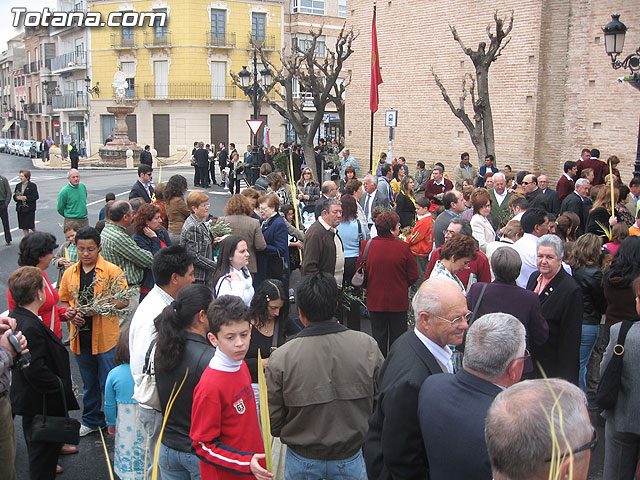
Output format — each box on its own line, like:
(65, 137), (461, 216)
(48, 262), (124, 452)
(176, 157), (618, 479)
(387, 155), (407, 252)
(129, 164), (155, 203)
(365, 278), (468, 480)
(433, 190), (466, 248)
(557, 161), (578, 203)
(195, 142), (211, 187)
(538, 174), (560, 216)
(523, 174), (550, 214)
(314, 181), (338, 220)
(139, 145), (153, 166)
(418, 313), (526, 480)
(560, 178), (591, 236)
(216, 142), (228, 187)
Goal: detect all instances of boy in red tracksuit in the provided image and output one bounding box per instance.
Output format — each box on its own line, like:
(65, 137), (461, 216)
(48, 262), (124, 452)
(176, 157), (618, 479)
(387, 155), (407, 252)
(190, 295), (272, 480)
(407, 195), (434, 286)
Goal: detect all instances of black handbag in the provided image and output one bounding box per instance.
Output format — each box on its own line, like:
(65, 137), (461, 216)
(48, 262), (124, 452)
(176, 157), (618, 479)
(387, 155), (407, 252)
(31, 376), (81, 445)
(595, 320), (633, 410)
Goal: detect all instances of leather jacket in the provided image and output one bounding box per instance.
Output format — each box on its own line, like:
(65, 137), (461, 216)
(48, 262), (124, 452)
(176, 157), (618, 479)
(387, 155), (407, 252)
(156, 332), (214, 452)
(572, 266), (607, 325)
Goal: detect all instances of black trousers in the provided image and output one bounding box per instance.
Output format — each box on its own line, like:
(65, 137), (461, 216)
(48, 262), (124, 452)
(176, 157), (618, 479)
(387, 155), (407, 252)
(0, 203), (11, 243)
(342, 257), (361, 331)
(70, 158), (78, 170)
(210, 162), (217, 184)
(369, 311), (408, 357)
(199, 166), (210, 186)
(22, 415), (63, 480)
(193, 165), (200, 186)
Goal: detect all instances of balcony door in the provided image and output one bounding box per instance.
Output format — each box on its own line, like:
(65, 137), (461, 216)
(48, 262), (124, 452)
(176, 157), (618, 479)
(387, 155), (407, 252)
(154, 60), (168, 98)
(153, 114), (170, 157)
(211, 61), (225, 99)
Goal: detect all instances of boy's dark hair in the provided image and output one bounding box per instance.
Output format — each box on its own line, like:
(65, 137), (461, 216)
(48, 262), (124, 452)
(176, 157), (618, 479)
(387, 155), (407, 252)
(415, 194), (430, 209)
(416, 160), (425, 169)
(296, 272), (338, 323)
(152, 245), (195, 287)
(75, 226), (101, 246)
(563, 161), (577, 173)
(511, 197), (529, 211)
(520, 208), (547, 234)
(207, 295), (250, 335)
(105, 192), (116, 202)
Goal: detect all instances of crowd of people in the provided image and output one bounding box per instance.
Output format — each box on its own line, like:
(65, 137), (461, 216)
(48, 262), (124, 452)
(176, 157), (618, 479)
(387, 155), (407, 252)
(1, 143), (639, 480)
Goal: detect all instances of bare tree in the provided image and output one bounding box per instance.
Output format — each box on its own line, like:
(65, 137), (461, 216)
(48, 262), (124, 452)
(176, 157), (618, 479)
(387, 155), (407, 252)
(432, 11), (513, 164)
(231, 26), (355, 181)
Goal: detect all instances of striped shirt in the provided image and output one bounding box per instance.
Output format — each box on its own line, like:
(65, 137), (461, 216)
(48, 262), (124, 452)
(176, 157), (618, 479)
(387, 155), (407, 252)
(181, 214), (216, 284)
(100, 222), (153, 286)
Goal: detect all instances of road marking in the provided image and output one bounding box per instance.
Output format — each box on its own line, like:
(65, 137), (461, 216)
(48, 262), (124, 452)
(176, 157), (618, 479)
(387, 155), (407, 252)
(0, 221), (40, 238)
(86, 190), (129, 207)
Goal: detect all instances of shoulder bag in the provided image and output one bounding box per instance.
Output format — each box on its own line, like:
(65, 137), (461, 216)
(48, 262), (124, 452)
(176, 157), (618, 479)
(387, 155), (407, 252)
(31, 376), (81, 445)
(351, 239), (372, 288)
(596, 320), (633, 410)
(132, 339), (162, 411)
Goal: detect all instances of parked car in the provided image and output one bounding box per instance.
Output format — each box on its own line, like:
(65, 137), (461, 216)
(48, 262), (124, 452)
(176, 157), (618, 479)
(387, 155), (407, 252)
(19, 140), (33, 157)
(0, 139), (8, 152)
(29, 141), (42, 158)
(10, 140), (23, 155)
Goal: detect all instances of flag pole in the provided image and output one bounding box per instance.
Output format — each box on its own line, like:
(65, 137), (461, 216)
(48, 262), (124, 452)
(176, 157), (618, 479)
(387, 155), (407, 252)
(369, 1), (382, 174)
(369, 2), (377, 173)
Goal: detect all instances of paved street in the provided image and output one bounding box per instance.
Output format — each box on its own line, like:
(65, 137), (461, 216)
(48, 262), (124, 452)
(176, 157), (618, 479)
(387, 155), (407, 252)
(0, 153), (606, 479)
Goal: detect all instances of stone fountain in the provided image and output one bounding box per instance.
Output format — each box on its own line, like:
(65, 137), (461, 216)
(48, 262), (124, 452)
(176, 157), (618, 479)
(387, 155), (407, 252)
(99, 71), (141, 167)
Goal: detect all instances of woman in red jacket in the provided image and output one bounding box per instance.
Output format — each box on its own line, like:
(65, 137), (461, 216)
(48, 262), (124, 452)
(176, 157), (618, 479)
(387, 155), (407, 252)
(357, 211), (418, 356)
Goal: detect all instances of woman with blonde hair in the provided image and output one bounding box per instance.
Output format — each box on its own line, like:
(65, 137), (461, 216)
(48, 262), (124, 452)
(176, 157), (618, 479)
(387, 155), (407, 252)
(395, 175), (416, 228)
(586, 186), (620, 238)
(296, 167), (320, 213)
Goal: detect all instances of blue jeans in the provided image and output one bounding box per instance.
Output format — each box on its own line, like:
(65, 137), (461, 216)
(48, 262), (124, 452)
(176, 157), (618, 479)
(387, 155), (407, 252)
(158, 443), (201, 480)
(579, 324), (600, 393)
(285, 449), (366, 480)
(74, 346), (115, 428)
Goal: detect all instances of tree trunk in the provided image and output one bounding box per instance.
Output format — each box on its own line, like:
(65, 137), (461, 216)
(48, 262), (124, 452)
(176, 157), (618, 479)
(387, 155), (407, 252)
(475, 63), (495, 160)
(302, 140), (318, 183)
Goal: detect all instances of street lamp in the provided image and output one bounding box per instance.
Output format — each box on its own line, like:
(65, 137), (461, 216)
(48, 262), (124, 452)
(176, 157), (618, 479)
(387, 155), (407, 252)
(603, 14), (640, 174)
(237, 51), (272, 183)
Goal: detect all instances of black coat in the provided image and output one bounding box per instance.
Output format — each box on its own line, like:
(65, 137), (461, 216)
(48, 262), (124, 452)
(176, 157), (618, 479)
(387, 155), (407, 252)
(573, 266), (607, 325)
(365, 330), (447, 480)
(560, 192), (587, 236)
(69, 146), (79, 162)
(542, 188), (561, 215)
(395, 192), (416, 228)
(195, 148), (209, 168)
(527, 188), (549, 213)
(10, 306), (79, 417)
(587, 206), (621, 238)
(13, 181), (39, 213)
(418, 369), (502, 480)
(218, 147), (228, 168)
(132, 228), (171, 290)
(129, 180), (155, 203)
(156, 332), (214, 452)
(140, 150), (153, 166)
(526, 268), (583, 385)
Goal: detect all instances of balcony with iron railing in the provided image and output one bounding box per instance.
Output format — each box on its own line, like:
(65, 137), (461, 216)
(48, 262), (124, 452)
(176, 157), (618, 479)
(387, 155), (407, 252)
(144, 31), (171, 48)
(248, 34), (276, 50)
(206, 32), (236, 48)
(52, 93), (87, 110)
(50, 51), (86, 73)
(28, 61), (40, 74)
(111, 34), (137, 49)
(142, 83), (236, 100)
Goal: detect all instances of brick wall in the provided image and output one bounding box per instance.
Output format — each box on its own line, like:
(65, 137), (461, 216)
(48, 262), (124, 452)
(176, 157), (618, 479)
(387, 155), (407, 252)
(344, 0), (639, 186)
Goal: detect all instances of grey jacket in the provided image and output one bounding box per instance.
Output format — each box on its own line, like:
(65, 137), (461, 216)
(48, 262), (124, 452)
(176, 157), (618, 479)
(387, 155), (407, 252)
(601, 321), (640, 435)
(266, 320), (384, 460)
(0, 175), (10, 207)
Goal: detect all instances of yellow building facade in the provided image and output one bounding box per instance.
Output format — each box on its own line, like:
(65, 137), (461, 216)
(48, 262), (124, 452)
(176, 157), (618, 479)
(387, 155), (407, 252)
(88, 0), (284, 157)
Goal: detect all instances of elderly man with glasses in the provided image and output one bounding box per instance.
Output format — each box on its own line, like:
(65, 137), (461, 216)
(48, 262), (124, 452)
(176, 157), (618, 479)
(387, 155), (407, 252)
(365, 277), (468, 480)
(418, 313), (527, 480)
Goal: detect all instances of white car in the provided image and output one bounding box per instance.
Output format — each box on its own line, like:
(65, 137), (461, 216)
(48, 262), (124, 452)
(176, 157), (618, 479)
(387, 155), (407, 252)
(0, 139), (7, 152)
(10, 140), (23, 155)
(20, 140), (33, 157)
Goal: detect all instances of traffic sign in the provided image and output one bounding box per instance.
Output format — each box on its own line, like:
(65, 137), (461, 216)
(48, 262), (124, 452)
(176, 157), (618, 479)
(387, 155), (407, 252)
(246, 119), (264, 136)
(53, 121), (60, 129)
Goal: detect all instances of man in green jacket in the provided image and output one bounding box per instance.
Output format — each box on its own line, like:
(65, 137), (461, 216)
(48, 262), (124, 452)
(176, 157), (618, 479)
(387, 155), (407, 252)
(0, 174), (12, 245)
(57, 169), (88, 231)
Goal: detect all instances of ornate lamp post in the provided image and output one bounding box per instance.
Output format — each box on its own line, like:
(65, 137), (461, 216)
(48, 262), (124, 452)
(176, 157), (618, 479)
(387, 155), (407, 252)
(603, 14), (640, 174)
(238, 52), (272, 182)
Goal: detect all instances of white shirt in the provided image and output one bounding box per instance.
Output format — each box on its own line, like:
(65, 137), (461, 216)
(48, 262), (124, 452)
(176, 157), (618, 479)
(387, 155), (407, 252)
(493, 189), (508, 206)
(364, 192), (375, 224)
(564, 172), (574, 182)
(214, 266), (254, 306)
(512, 211), (524, 222)
(414, 327), (453, 373)
(129, 285), (174, 380)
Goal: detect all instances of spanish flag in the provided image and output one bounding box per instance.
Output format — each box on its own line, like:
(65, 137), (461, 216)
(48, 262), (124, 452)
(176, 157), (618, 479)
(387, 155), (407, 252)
(370, 5), (383, 113)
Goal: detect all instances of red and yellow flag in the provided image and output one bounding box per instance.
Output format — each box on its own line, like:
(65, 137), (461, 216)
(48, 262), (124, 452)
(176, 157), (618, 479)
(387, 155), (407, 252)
(370, 6), (383, 113)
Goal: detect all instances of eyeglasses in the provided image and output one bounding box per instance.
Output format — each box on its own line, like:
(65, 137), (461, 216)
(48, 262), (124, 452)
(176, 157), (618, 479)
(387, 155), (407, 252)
(544, 429), (598, 462)
(434, 311), (472, 326)
(511, 349), (531, 363)
(443, 229), (458, 237)
(521, 181), (531, 186)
